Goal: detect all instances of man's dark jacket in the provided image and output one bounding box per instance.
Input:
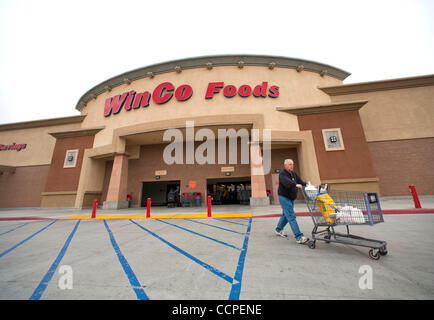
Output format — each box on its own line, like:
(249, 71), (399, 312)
(278, 169), (306, 200)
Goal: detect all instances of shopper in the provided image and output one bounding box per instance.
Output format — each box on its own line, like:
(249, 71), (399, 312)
(275, 159), (309, 244)
(126, 193), (132, 208)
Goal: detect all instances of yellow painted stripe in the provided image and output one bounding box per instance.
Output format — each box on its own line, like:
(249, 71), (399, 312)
(60, 212), (252, 220)
(208, 213), (252, 218)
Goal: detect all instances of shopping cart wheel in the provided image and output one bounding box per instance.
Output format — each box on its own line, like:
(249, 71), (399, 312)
(379, 246), (388, 256)
(307, 240), (316, 249)
(368, 248), (380, 260)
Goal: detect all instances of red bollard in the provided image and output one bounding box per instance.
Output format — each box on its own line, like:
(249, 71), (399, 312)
(91, 199), (97, 219)
(409, 184), (422, 208)
(146, 198), (151, 218)
(207, 195), (212, 217)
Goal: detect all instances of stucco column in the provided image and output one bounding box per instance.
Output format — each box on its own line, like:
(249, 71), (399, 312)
(249, 141), (270, 206)
(74, 150), (106, 208)
(103, 153), (129, 209)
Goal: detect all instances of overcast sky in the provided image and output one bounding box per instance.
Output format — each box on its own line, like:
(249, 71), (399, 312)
(0, 0), (433, 125)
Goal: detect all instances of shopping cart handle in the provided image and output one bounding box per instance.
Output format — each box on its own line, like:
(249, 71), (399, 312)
(317, 184), (329, 192)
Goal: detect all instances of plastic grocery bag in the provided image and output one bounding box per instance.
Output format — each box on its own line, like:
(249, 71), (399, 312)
(337, 206), (352, 224)
(337, 206), (365, 224)
(304, 182), (318, 200)
(350, 207), (365, 224)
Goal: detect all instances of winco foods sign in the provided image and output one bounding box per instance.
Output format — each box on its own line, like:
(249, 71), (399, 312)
(103, 81), (279, 117)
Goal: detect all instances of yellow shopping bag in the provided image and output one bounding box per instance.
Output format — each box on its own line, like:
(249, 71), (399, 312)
(316, 193), (337, 225)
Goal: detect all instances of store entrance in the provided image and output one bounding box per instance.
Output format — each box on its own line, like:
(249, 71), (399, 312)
(141, 180), (180, 207)
(206, 177), (251, 205)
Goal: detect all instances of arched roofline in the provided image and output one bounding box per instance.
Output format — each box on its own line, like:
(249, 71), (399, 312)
(75, 54), (351, 111)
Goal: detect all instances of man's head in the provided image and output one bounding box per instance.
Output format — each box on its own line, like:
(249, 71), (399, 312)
(284, 159), (294, 172)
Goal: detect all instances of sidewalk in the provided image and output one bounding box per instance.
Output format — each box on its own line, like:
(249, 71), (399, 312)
(0, 195), (433, 220)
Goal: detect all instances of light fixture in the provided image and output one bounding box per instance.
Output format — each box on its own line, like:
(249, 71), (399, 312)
(174, 66), (182, 73)
(296, 65), (304, 72)
(155, 175), (160, 180)
(124, 78), (131, 85)
(268, 62), (276, 70)
(147, 71), (154, 78)
(320, 70), (327, 77)
(238, 61), (245, 69)
(206, 62), (213, 70)
(225, 172), (231, 176)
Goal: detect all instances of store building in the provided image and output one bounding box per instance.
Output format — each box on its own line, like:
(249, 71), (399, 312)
(0, 55), (433, 209)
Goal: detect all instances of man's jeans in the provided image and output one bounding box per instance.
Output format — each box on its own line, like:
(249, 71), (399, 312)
(276, 195), (304, 240)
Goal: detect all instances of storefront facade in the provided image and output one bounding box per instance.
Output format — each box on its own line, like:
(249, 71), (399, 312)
(1, 55), (433, 209)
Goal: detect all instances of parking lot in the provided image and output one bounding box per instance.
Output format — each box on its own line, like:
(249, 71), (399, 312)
(0, 206), (433, 300)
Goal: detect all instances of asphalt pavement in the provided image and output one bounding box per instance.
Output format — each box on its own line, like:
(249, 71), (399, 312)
(0, 195), (433, 300)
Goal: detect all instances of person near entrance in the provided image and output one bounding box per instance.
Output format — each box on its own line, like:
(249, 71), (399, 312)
(275, 159), (309, 244)
(126, 192), (132, 208)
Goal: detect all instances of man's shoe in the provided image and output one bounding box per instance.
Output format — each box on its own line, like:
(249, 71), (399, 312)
(296, 236), (309, 244)
(275, 230), (287, 238)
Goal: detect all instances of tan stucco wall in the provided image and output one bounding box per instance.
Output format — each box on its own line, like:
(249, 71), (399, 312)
(323, 82), (433, 195)
(329, 85), (434, 142)
(80, 66), (341, 148)
(74, 151), (107, 208)
(321, 178), (380, 194)
(270, 130), (321, 186)
(0, 165), (50, 208)
(0, 122), (82, 167)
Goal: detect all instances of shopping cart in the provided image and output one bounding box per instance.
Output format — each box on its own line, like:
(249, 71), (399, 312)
(302, 185), (388, 260)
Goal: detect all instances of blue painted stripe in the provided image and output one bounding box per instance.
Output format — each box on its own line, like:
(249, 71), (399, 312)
(130, 219), (234, 284)
(103, 220), (148, 300)
(0, 221), (57, 259)
(0, 222), (29, 236)
(229, 217), (252, 300)
(213, 218), (249, 227)
(184, 219), (246, 235)
(156, 219), (241, 251)
(29, 220), (80, 300)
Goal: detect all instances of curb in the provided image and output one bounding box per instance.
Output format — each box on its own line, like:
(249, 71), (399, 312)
(0, 217), (55, 221)
(253, 208), (434, 218)
(0, 209), (433, 221)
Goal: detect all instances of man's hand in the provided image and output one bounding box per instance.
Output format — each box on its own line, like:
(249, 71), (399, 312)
(296, 184), (303, 189)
